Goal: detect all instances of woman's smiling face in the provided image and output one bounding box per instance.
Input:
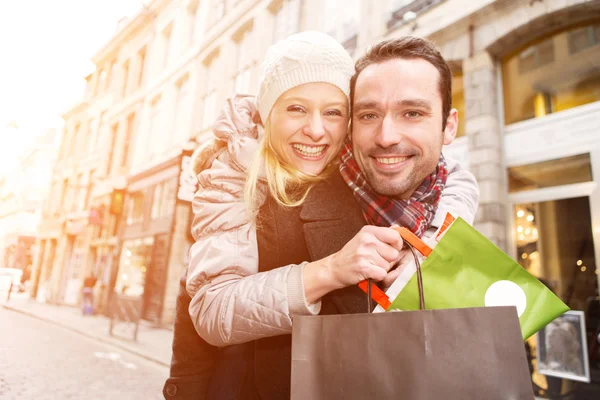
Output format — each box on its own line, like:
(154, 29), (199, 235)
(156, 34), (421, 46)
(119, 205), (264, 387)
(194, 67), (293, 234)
(268, 82), (349, 176)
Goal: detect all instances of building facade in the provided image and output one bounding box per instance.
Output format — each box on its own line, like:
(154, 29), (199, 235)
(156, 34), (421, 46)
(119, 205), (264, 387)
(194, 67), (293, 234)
(0, 128), (60, 286)
(33, 0), (599, 392)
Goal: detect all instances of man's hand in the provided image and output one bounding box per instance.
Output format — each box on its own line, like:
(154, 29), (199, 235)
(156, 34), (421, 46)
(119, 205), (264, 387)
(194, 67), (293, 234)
(303, 226), (403, 304)
(380, 230), (435, 293)
(380, 249), (413, 292)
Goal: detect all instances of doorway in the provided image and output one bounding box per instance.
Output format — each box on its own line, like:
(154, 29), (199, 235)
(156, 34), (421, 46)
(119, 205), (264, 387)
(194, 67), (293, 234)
(513, 197), (599, 396)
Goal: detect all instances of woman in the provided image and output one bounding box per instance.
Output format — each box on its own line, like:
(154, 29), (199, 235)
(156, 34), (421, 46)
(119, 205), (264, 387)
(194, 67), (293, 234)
(185, 31), (478, 397)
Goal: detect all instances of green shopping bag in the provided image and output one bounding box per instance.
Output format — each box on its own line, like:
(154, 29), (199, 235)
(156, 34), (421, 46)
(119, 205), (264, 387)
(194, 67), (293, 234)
(387, 217), (569, 339)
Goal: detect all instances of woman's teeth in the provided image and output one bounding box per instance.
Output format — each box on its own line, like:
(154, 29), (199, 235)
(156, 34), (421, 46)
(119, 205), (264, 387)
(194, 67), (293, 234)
(293, 144), (326, 157)
(375, 156), (409, 164)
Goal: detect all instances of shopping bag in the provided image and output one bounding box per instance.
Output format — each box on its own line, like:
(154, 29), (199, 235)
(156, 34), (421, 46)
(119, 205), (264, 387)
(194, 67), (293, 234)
(291, 263), (535, 399)
(387, 216), (569, 339)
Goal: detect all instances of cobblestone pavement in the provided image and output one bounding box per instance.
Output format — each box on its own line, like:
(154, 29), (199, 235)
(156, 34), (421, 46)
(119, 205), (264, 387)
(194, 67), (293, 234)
(0, 307), (168, 400)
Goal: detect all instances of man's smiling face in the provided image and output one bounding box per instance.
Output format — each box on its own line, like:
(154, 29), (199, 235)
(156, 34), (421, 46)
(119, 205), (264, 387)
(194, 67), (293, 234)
(350, 57), (457, 199)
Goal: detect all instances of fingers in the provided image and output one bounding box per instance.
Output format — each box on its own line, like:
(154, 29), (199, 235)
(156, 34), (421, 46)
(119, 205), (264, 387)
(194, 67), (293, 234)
(367, 225), (404, 251)
(381, 264), (403, 290)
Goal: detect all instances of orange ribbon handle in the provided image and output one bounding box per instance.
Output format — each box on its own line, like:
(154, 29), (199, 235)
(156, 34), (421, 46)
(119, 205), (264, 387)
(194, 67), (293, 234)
(358, 280), (391, 311)
(391, 226), (432, 257)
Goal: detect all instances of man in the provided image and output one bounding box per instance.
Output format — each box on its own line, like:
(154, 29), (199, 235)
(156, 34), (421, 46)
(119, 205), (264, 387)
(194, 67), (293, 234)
(164, 36), (478, 399)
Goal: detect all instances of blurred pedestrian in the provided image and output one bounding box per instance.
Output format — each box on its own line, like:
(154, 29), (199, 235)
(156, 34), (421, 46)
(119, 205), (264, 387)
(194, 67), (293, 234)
(81, 274), (97, 316)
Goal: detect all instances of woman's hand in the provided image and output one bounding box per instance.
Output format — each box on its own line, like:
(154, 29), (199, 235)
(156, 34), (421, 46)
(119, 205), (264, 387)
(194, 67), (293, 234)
(303, 226), (404, 304)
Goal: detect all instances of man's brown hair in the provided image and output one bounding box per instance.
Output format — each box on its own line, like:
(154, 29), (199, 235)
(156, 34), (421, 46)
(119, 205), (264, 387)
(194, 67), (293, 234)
(350, 37), (452, 129)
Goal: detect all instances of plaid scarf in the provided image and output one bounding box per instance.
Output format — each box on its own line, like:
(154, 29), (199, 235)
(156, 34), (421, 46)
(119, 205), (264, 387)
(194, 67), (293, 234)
(339, 141), (448, 238)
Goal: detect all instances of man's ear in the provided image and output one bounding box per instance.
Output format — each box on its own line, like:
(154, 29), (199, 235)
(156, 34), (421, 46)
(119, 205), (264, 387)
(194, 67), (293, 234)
(443, 108), (459, 146)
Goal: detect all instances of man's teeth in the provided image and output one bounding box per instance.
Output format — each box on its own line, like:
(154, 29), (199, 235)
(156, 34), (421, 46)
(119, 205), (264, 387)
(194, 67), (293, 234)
(293, 144), (326, 156)
(375, 156), (409, 164)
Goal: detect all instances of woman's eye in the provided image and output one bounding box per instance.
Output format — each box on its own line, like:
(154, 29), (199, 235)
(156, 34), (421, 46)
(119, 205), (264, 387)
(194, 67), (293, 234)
(324, 109), (343, 117)
(287, 106), (305, 113)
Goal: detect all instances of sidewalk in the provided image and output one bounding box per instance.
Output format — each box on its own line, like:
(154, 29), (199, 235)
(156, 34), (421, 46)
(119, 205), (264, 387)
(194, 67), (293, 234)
(2, 294), (173, 368)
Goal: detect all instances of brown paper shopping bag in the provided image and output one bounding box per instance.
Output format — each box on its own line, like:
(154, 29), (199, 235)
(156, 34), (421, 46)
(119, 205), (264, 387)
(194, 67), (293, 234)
(291, 248), (535, 399)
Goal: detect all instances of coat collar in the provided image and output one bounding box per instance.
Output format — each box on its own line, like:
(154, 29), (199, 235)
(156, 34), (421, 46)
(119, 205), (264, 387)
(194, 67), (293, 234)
(300, 171), (366, 262)
(300, 171), (360, 222)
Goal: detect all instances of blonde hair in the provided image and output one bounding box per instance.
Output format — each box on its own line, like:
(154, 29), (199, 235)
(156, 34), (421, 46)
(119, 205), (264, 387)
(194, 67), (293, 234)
(244, 120), (338, 221)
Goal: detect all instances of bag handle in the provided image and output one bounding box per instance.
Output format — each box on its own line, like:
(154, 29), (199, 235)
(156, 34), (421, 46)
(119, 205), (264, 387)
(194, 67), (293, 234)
(360, 226), (431, 311)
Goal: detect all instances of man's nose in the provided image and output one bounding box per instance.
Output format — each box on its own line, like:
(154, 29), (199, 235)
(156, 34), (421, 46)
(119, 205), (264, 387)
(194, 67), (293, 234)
(302, 113), (326, 142)
(374, 114), (402, 148)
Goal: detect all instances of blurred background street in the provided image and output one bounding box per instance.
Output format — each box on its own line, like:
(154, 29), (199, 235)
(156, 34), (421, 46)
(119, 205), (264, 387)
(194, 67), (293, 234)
(0, 305), (167, 399)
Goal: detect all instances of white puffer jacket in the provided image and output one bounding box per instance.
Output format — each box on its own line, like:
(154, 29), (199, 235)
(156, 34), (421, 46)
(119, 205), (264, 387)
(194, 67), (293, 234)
(187, 95), (480, 347)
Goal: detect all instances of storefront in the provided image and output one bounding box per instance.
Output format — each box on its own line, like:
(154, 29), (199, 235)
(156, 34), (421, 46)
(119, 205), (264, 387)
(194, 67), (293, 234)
(88, 193), (122, 315)
(59, 217), (89, 306)
(500, 22), (600, 396)
(114, 149), (195, 325)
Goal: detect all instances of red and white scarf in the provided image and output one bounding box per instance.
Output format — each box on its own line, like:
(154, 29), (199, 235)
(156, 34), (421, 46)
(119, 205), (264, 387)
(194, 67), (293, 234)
(339, 141), (448, 237)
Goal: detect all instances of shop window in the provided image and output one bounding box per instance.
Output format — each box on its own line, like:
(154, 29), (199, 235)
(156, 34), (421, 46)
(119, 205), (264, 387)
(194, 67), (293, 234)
(126, 191), (145, 225)
(502, 24), (600, 125)
(513, 197), (598, 392)
(115, 237), (154, 297)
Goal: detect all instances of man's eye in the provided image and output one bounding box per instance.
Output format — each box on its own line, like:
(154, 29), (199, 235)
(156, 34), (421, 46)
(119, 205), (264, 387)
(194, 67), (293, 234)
(405, 111), (422, 118)
(359, 113), (378, 120)
(288, 106), (305, 113)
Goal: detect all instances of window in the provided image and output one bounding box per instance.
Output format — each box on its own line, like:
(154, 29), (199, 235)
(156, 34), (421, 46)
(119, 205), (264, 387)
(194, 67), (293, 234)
(84, 74), (94, 98)
(162, 24), (173, 69)
(187, 0), (199, 46)
(517, 39), (554, 74)
(209, 0), (227, 28)
(174, 77), (191, 143)
(106, 59), (117, 93)
(148, 96), (163, 158)
(568, 24), (600, 54)
(121, 113), (136, 168)
(126, 191), (145, 225)
(61, 179), (68, 211)
(86, 119), (96, 154)
(272, 0), (300, 43)
(107, 123), (119, 176)
(77, 173), (87, 211)
(234, 28), (254, 93)
(136, 46), (147, 89)
(96, 69), (106, 95)
(70, 123), (81, 157)
(121, 60), (130, 97)
(151, 179), (177, 220)
(502, 25), (600, 125)
(324, 0), (359, 50)
(201, 54), (220, 129)
(84, 170), (93, 209)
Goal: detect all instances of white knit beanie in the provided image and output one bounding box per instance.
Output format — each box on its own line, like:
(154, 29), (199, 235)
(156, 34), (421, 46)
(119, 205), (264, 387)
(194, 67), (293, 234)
(256, 31), (355, 123)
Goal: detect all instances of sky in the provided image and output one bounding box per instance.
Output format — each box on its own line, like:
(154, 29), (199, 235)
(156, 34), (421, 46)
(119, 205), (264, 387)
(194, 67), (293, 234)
(0, 0), (144, 174)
